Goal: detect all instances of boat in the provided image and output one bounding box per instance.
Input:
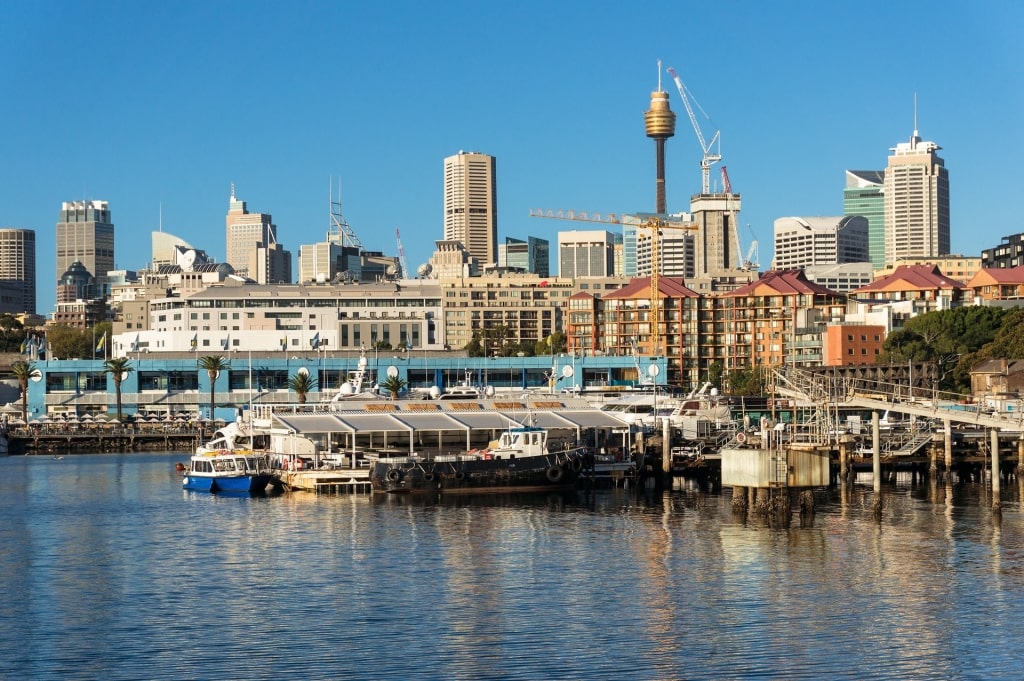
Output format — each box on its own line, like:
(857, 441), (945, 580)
(369, 424), (590, 494)
(599, 382), (732, 429)
(183, 422), (278, 494)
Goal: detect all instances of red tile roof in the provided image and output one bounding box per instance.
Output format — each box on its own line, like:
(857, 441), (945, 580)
(853, 264), (966, 294)
(604, 276), (698, 300)
(968, 267), (1024, 285)
(726, 269), (840, 297)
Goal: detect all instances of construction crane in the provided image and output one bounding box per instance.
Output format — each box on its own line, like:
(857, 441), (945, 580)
(666, 66), (721, 195)
(529, 209), (695, 357)
(395, 228), (409, 279)
(718, 166), (758, 271)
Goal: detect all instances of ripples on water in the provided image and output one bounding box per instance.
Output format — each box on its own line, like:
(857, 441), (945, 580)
(2, 454), (1024, 680)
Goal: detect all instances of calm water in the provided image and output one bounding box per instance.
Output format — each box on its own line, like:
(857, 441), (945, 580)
(2, 453), (1024, 681)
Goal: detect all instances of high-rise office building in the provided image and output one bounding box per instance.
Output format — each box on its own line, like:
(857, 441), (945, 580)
(773, 216), (869, 269)
(558, 230), (618, 278)
(844, 170), (886, 269)
(499, 236), (549, 277)
(443, 151), (497, 265)
(0, 228), (36, 314)
(225, 186), (289, 282)
(56, 200), (114, 289)
(883, 127), (950, 265)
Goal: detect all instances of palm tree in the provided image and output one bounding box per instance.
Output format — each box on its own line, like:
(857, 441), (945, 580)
(379, 374), (408, 401)
(11, 360), (35, 424)
(287, 370), (318, 404)
(198, 355), (231, 420)
(102, 357), (134, 421)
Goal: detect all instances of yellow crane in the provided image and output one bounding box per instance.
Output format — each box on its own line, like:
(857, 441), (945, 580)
(529, 209), (696, 356)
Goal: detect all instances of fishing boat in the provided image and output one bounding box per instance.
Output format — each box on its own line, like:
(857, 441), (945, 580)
(369, 424), (589, 494)
(183, 422), (278, 494)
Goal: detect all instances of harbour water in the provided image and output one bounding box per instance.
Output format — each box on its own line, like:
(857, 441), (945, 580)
(2, 452), (1024, 680)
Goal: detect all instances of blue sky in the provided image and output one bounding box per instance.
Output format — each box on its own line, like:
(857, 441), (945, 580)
(2, 1), (1022, 312)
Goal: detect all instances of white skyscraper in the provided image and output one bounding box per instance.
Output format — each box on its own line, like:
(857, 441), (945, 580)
(883, 125), (950, 265)
(443, 151), (497, 265)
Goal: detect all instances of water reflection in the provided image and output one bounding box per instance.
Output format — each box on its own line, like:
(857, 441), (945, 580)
(3, 454), (1024, 679)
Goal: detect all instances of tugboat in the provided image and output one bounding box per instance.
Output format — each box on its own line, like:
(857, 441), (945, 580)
(369, 424), (589, 494)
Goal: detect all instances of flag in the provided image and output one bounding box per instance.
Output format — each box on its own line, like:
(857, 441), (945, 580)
(310, 332), (320, 348)
(131, 335), (140, 352)
(221, 334), (230, 351)
(95, 334), (106, 353)
(190, 333), (197, 350)
(280, 336), (287, 350)
(20, 338), (27, 354)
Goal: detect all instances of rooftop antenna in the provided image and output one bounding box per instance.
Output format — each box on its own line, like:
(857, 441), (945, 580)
(913, 92), (918, 137)
(158, 202), (163, 232)
(230, 182), (236, 201)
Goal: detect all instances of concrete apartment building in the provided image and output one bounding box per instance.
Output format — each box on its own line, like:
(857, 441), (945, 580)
(558, 230), (619, 278)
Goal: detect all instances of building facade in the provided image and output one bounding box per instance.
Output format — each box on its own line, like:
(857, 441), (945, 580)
(225, 187), (289, 282)
(56, 200), (114, 295)
(0, 227), (35, 314)
(773, 216), (869, 269)
(844, 170), (886, 269)
(558, 230), (618, 278)
(443, 151), (497, 266)
(981, 233), (1024, 269)
(884, 128), (950, 265)
(499, 236), (550, 277)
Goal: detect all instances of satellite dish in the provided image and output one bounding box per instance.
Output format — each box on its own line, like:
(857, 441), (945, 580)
(417, 263), (433, 278)
(297, 367), (309, 377)
(561, 365), (574, 378)
(386, 365), (399, 378)
(647, 364), (660, 378)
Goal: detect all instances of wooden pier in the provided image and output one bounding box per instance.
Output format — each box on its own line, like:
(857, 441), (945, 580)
(6, 427), (204, 455)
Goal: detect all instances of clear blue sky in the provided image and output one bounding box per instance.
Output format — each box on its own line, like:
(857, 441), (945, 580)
(2, 1), (1021, 313)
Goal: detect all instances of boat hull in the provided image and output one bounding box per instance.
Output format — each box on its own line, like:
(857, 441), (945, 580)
(370, 450), (588, 494)
(182, 472), (276, 495)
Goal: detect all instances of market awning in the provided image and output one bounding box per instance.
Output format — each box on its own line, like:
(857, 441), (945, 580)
(551, 411), (630, 429)
(274, 413), (352, 433)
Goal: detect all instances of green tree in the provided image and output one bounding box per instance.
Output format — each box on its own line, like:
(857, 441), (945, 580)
(880, 307), (1009, 393)
(103, 357), (134, 421)
(0, 314), (23, 331)
(287, 370), (318, 404)
(379, 374), (408, 400)
(534, 331), (567, 357)
(197, 355), (231, 419)
(11, 360), (35, 423)
(45, 324), (91, 359)
(728, 365), (767, 396)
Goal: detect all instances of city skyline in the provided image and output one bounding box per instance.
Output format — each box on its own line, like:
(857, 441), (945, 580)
(1, 2), (1020, 311)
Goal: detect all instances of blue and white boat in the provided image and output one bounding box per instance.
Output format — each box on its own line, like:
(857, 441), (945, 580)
(183, 423), (278, 494)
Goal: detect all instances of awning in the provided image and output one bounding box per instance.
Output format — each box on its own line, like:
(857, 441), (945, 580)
(552, 411), (630, 429)
(392, 412), (470, 432)
(446, 412), (523, 430)
(274, 413), (351, 433)
(520, 411), (579, 429)
(332, 413), (411, 433)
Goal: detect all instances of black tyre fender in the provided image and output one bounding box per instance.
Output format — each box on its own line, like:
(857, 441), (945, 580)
(570, 458), (583, 473)
(423, 472), (436, 483)
(387, 468), (402, 482)
(454, 470), (465, 481)
(546, 465), (565, 483)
